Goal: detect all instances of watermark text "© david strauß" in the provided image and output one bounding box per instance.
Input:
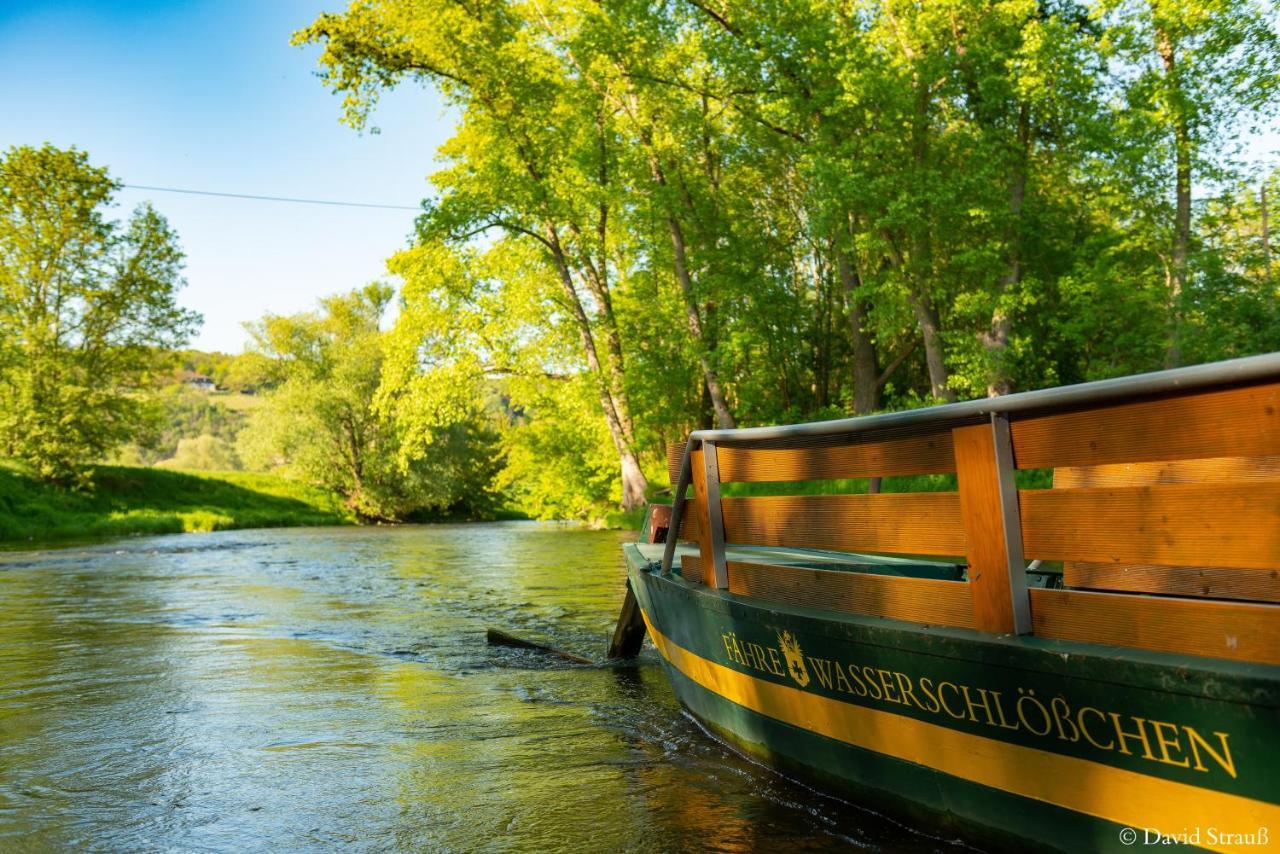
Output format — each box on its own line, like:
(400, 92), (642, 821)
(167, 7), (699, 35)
(1118, 826), (1268, 846)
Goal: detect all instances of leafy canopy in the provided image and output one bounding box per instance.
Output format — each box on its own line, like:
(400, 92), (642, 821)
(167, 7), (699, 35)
(0, 144), (199, 484)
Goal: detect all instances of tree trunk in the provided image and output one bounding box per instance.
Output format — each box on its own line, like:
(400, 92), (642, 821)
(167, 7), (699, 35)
(836, 249), (880, 413)
(545, 224), (648, 509)
(982, 104), (1029, 398)
(1157, 23), (1191, 368)
(904, 75), (954, 403)
(698, 378), (714, 430)
(1167, 124), (1191, 369)
(910, 290), (955, 402)
(566, 222), (636, 447)
(880, 234), (953, 403)
(639, 145), (736, 429)
(665, 211), (736, 429)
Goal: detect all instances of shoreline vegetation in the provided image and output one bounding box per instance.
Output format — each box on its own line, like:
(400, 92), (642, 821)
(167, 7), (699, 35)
(5, 0), (1280, 552)
(0, 460), (613, 549)
(0, 462), (353, 546)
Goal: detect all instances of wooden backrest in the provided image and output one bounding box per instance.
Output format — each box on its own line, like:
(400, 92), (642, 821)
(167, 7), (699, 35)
(1053, 457), (1280, 603)
(665, 376), (1280, 665)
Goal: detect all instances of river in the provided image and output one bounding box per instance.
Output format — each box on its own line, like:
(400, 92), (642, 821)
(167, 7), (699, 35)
(0, 524), (961, 851)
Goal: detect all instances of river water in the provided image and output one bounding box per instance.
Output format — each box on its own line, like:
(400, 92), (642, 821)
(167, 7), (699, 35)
(0, 524), (960, 852)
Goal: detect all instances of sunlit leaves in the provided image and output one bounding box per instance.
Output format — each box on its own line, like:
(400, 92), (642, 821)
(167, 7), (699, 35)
(0, 144), (200, 484)
(297, 0), (1280, 515)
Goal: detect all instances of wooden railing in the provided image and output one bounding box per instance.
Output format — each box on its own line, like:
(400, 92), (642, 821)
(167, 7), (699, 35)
(661, 355), (1280, 666)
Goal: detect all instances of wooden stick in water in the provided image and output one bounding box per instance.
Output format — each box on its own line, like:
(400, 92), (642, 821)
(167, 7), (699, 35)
(485, 628), (593, 664)
(606, 580), (647, 659)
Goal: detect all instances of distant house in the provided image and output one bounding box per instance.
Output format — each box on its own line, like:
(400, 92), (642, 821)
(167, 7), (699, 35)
(185, 374), (217, 392)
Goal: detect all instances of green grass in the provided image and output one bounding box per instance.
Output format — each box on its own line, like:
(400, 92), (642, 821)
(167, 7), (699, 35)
(0, 461), (353, 547)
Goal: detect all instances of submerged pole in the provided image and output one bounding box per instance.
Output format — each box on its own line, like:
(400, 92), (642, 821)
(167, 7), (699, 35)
(606, 580), (647, 659)
(608, 503), (669, 659)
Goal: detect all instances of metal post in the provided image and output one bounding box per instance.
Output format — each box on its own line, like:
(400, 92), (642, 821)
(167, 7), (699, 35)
(660, 441), (691, 576)
(703, 441), (729, 589)
(991, 413), (1031, 634)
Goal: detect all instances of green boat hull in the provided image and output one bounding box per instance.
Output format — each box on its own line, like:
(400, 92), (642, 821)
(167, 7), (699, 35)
(625, 545), (1280, 853)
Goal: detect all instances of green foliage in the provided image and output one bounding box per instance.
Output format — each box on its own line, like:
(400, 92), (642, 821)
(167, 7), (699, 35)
(173, 349), (276, 393)
(123, 384), (248, 466)
(154, 434), (241, 472)
(289, 0), (1280, 521)
(494, 378), (622, 520)
(0, 459), (350, 544)
(0, 144), (200, 485)
(239, 284), (500, 521)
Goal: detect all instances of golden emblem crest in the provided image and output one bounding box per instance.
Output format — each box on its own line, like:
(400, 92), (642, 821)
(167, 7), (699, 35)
(778, 630), (809, 687)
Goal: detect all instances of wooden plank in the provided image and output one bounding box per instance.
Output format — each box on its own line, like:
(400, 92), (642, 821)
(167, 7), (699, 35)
(1021, 481), (1280, 570)
(688, 448), (715, 585)
(1011, 382), (1280, 469)
(727, 561), (976, 629)
(1054, 455), (1280, 488)
(681, 554), (704, 585)
(1056, 457), (1280, 602)
(667, 441), (687, 487)
(1029, 588), (1280, 666)
(719, 492), (965, 556)
(715, 430), (954, 482)
(1064, 562), (1280, 603)
(677, 498), (702, 541)
(954, 419), (1030, 634)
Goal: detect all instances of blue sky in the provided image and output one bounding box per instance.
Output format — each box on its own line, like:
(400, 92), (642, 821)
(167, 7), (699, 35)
(0, 0), (452, 352)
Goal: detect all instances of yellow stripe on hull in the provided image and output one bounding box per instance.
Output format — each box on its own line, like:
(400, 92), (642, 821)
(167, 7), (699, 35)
(639, 609), (1278, 853)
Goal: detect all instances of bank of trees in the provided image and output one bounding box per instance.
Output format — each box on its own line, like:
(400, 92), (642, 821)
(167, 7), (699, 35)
(292, 0), (1278, 517)
(4, 3), (1276, 523)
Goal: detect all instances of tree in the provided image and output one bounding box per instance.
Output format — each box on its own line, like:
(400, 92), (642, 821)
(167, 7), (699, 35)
(295, 0), (654, 508)
(237, 284), (498, 521)
(1101, 0), (1280, 365)
(0, 144), (200, 484)
(155, 434), (242, 471)
(294, 0), (1280, 520)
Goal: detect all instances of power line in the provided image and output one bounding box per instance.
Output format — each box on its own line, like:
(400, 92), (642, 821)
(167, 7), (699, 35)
(4, 166), (424, 211)
(120, 183), (421, 211)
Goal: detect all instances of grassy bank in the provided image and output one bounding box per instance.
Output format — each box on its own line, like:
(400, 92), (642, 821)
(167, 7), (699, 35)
(0, 461), (352, 545)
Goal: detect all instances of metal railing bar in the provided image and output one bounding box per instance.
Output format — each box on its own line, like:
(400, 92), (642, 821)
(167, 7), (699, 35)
(686, 353), (1280, 446)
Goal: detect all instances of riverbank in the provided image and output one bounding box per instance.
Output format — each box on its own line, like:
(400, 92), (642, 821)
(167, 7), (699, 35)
(0, 462), (352, 545)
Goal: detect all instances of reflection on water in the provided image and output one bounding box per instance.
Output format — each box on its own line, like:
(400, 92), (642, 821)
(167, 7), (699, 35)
(0, 524), (960, 851)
